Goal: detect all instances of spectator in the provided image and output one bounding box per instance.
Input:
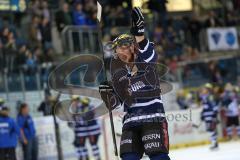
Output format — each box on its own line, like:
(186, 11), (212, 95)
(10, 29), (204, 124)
(148, 0), (168, 28)
(26, 46), (50, 65)
(84, 0), (97, 15)
(205, 11), (222, 28)
(225, 12), (237, 26)
(0, 38), (2, 49)
(114, 6), (129, 26)
(30, 0), (42, 17)
(233, 0), (240, 10)
(188, 15), (202, 51)
(41, 1), (50, 20)
(0, 39), (3, 71)
(14, 45), (27, 71)
(72, 3), (88, 26)
(1, 27), (10, 45)
(17, 103), (38, 160)
(168, 56), (178, 77)
(25, 50), (38, 74)
(29, 16), (42, 48)
(155, 45), (164, 62)
(5, 32), (16, 50)
(165, 26), (181, 57)
(87, 11), (98, 27)
(33, 47), (43, 63)
(38, 92), (54, 116)
(0, 101), (20, 160)
(39, 17), (52, 49)
(55, 2), (72, 33)
(40, 47), (54, 82)
(65, 0), (81, 5)
(44, 47), (54, 63)
(153, 25), (165, 46)
(208, 61), (223, 85)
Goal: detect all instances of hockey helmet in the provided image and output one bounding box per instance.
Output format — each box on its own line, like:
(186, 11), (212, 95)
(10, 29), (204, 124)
(81, 97), (90, 105)
(225, 83), (233, 91)
(71, 95), (80, 101)
(112, 34), (135, 49)
(204, 83), (213, 89)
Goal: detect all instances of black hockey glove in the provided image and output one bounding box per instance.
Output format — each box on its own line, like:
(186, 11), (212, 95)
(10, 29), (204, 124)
(131, 7), (145, 36)
(99, 81), (120, 111)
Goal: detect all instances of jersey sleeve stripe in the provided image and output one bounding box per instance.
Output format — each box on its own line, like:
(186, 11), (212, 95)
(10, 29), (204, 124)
(144, 50), (155, 63)
(131, 98), (163, 108)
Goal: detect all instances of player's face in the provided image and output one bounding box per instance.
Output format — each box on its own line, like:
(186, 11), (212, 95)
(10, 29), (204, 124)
(71, 100), (79, 107)
(116, 44), (135, 63)
(22, 106), (29, 115)
(200, 88), (209, 95)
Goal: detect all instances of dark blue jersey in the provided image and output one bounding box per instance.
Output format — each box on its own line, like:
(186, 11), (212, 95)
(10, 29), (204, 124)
(0, 116), (20, 148)
(73, 104), (101, 137)
(123, 39), (165, 127)
(200, 95), (218, 123)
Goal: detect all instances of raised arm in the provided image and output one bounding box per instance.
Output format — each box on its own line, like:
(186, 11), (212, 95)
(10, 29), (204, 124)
(131, 7), (145, 43)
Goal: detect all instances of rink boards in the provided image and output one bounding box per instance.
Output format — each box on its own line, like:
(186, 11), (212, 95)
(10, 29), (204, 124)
(13, 108), (224, 160)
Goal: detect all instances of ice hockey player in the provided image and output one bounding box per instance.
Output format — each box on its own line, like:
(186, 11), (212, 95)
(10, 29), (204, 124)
(0, 98), (20, 160)
(200, 84), (219, 150)
(99, 7), (170, 160)
(221, 83), (240, 139)
(69, 96), (101, 160)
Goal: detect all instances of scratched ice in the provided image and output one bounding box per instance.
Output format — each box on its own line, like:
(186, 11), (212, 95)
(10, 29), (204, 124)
(140, 141), (240, 160)
(169, 141), (240, 160)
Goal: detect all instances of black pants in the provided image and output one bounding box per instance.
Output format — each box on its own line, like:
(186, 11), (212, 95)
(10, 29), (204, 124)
(22, 137), (38, 160)
(120, 120), (169, 159)
(0, 148), (16, 160)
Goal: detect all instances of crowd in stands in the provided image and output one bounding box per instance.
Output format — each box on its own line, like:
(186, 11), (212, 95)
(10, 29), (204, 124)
(55, 0), (98, 33)
(0, 0), (239, 86)
(0, 0), (55, 82)
(154, 10), (240, 60)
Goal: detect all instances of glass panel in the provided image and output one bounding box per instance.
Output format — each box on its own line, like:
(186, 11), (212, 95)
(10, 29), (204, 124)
(7, 72), (22, 92)
(24, 73), (38, 91)
(0, 72), (4, 92)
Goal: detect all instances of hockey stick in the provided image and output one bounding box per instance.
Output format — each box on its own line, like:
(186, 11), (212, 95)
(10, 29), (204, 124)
(97, 1), (119, 158)
(52, 91), (63, 160)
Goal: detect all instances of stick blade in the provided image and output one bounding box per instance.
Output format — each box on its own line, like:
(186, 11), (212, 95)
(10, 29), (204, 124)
(97, 1), (102, 22)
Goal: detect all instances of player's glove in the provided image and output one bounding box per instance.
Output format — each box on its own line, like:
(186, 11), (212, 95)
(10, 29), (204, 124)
(99, 81), (120, 111)
(131, 7), (145, 36)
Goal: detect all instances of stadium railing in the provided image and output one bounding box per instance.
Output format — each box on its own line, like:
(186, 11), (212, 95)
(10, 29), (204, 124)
(61, 25), (102, 55)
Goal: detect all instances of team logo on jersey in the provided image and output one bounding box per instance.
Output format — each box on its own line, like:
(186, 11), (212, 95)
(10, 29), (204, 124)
(129, 81), (146, 93)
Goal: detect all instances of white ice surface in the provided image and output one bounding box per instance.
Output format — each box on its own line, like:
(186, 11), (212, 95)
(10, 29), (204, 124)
(169, 141), (240, 160)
